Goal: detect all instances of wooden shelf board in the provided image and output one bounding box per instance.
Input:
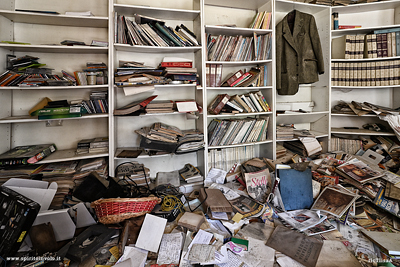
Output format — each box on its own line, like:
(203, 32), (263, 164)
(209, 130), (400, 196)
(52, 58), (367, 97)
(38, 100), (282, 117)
(205, 25), (272, 36)
(331, 113), (377, 117)
(206, 59), (272, 66)
(0, 85), (108, 90)
(0, 114), (108, 124)
(276, 111), (329, 124)
(332, 0), (400, 13)
(114, 4), (200, 20)
(205, 0), (272, 10)
(39, 149), (108, 164)
(0, 9), (108, 27)
(276, 131), (329, 142)
(331, 127), (395, 136)
(331, 85), (400, 89)
(206, 86), (273, 90)
(331, 56), (400, 62)
(114, 43), (201, 53)
(208, 139), (273, 149)
(0, 43), (108, 53)
(207, 112), (272, 118)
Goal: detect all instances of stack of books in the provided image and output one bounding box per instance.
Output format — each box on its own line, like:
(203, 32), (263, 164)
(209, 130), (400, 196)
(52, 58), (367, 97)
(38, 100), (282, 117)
(73, 157), (108, 181)
(208, 91), (271, 115)
(76, 137), (109, 154)
(115, 162), (151, 186)
(145, 100), (175, 114)
(161, 57), (197, 83)
(276, 125), (294, 140)
(208, 116), (269, 146)
(207, 33), (272, 61)
(36, 100), (83, 120)
(136, 123), (184, 143)
(115, 13), (199, 47)
(89, 137), (109, 153)
(179, 164), (204, 184)
(82, 91), (108, 114)
(76, 138), (94, 154)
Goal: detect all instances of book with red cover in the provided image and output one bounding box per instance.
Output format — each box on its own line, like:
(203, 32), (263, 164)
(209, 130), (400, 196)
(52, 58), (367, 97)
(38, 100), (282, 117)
(226, 70), (244, 86)
(160, 62), (192, 68)
(114, 95), (157, 115)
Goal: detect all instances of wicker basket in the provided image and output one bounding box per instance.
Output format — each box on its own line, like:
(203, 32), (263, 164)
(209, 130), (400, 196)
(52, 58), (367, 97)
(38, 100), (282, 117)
(91, 197), (161, 224)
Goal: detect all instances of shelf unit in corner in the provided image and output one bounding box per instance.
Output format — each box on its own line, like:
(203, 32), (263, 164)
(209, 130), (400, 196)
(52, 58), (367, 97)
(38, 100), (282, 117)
(330, 0), (400, 143)
(0, 0), (110, 164)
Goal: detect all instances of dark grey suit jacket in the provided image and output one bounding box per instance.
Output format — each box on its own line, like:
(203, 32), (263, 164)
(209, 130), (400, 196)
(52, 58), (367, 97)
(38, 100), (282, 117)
(276, 10), (325, 95)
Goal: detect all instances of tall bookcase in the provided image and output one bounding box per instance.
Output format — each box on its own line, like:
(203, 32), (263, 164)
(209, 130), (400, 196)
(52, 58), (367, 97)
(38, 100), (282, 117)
(330, 0), (400, 140)
(203, 0), (275, 172)
(274, 0), (331, 154)
(0, 0), (109, 163)
(109, 0), (204, 177)
(1, 0), (396, 180)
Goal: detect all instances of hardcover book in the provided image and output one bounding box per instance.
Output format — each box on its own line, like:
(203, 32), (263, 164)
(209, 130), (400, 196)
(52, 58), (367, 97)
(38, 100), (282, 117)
(0, 144), (57, 165)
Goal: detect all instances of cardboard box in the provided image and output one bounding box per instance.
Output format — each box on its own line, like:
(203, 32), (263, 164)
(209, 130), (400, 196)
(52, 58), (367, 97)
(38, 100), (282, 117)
(0, 186), (40, 261)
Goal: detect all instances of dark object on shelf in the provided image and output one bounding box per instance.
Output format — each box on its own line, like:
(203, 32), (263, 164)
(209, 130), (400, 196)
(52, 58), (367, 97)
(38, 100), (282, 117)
(362, 123), (387, 132)
(0, 186), (40, 264)
(72, 171), (125, 202)
(60, 40), (86, 46)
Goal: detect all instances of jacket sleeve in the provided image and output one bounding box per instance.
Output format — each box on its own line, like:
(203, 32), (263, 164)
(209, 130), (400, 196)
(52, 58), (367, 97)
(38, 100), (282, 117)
(309, 15), (324, 74)
(275, 22), (282, 90)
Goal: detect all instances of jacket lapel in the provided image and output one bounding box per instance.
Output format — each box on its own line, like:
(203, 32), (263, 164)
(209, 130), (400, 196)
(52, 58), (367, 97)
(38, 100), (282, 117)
(282, 10), (304, 54)
(292, 11), (304, 45)
(282, 18), (296, 53)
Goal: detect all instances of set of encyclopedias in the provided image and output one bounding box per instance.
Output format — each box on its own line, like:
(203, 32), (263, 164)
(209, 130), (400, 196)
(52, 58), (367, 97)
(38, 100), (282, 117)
(207, 33), (272, 61)
(331, 59), (400, 86)
(115, 13), (199, 47)
(208, 116), (269, 146)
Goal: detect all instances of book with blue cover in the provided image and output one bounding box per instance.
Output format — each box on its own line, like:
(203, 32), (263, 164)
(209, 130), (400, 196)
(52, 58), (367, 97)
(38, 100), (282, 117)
(278, 167), (313, 211)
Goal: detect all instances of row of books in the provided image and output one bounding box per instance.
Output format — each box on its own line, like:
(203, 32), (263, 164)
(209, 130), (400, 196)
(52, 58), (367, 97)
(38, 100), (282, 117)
(208, 91), (271, 115)
(335, 31), (400, 59)
(76, 137), (109, 154)
(115, 14), (199, 47)
(249, 11), (272, 30)
(208, 146), (256, 172)
(331, 59), (400, 86)
(205, 65), (268, 88)
(330, 137), (363, 155)
(207, 33), (272, 61)
(208, 116), (269, 146)
(0, 64), (107, 88)
(82, 91), (109, 114)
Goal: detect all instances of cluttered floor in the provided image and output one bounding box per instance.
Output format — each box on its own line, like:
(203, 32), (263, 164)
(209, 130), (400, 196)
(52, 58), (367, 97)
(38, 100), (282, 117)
(2, 136), (400, 267)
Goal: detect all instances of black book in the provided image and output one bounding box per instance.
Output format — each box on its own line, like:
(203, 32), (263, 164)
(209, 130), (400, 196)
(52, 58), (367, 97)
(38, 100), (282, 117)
(164, 25), (189, 46)
(180, 24), (197, 39)
(148, 23), (175, 47)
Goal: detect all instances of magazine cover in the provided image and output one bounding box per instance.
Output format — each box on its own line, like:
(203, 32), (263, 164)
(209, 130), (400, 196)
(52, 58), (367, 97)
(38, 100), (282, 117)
(311, 186), (359, 217)
(229, 195), (264, 218)
(277, 209), (327, 232)
(303, 219), (336, 236)
(244, 168), (271, 202)
(336, 158), (383, 184)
